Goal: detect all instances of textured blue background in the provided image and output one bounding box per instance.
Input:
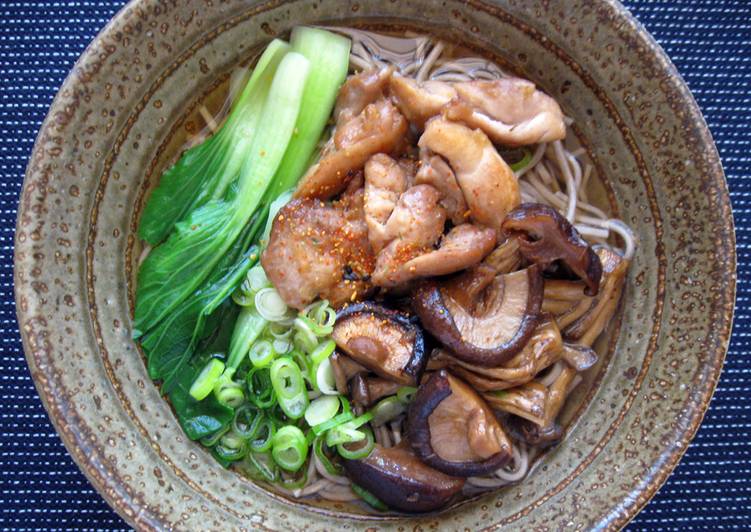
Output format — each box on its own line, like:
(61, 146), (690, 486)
(1, 0), (748, 529)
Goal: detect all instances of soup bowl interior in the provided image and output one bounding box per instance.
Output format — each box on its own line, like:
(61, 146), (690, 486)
(15, 0), (734, 530)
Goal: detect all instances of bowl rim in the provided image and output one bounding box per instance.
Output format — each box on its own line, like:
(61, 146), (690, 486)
(14, 0), (736, 529)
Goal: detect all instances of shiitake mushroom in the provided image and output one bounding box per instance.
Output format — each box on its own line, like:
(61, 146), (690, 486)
(349, 374), (402, 407)
(413, 265), (543, 367)
(332, 302), (427, 385)
(342, 443), (465, 513)
(502, 203), (602, 295)
(407, 370), (512, 477)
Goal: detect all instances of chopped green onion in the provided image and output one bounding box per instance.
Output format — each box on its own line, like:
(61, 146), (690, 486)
(313, 357), (338, 395)
(304, 395), (340, 427)
(200, 425), (230, 447)
(249, 417), (276, 453)
(227, 306), (266, 374)
(271, 425), (308, 472)
(249, 339), (275, 368)
(510, 148), (532, 172)
(313, 436), (343, 475)
(310, 338), (336, 365)
(189, 358), (225, 401)
(397, 386), (417, 405)
(293, 317), (319, 353)
(231, 289), (254, 307)
(232, 404), (264, 440)
(214, 430), (248, 461)
(277, 394), (308, 420)
(268, 322), (293, 339)
(272, 338), (292, 355)
(369, 396), (406, 427)
(270, 358), (306, 399)
(255, 287), (289, 322)
(325, 413), (373, 446)
(241, 451), (278, 483)
(303, 300), (336, 330)
(311, 411), (354, 436)
(336, 426), (374, 460)
(246, 368), (275, 408)
(246, 264), (271, 293)
(352, 483), (388, 511)
(214, 379), (245, 408)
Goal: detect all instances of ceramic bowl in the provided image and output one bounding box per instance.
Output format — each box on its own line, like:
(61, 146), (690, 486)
(15, 0), (735, 529)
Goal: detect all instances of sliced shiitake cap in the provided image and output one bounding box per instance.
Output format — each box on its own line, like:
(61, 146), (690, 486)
(350, 374), (402, 407)
(433, 317), (563, 390)
(407, 369), (512, 477)
(502, 203), (602, 296)
(330, 351), (368, 395)
(332, 302), (427, 386)
(412, 265), (543, 367)
(342, 442), (465, 513)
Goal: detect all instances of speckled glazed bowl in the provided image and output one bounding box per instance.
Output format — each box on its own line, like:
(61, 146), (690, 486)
(15, 0), (735, 529)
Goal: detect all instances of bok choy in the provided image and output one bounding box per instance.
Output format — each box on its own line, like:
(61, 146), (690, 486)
(134, 51), (310, 334)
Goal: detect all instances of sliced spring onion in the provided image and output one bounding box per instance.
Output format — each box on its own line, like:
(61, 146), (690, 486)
(397, 386), (418, 405)
(269, 357), (308, 420)
(241, 451), (279, 483)
(310, 338), (336, 365)
(233, 404), (264, 440)
(510, 148), (532, 172)
(255, 287), (289, 322)
(271, 425), (309, 472)
(303, 300), (336, 330)
(268, 322), (293, 339)
(246, 264), (271, 293)
(227, 306), (266, 373)
(304, 395), (340, 427)
(293, 317), (319, 353)
(370, 396), (406, 427)
(214, 379), (245, 408)
(277, 394), (308, 420)
(246, 367), (275, 408)
(313, 435), (343, 475)
(249, 339), (275, 368)
(189, 358), (225, 401)
(311, 411), (354, 436)
(272, 338), (292, 355)
(231, 288), (254, 307)
(352, 483), (388, 511)
(325, 413), (373, 446)
(214, 430), (248, 461)
(314, 357), (338, 395)
(270, 358), (306, 400)
(200, 425), (230, 447)
(336, 426), (374, 460)
(249, 417), (276, 453)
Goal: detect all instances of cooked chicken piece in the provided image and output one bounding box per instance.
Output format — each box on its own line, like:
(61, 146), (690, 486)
(261, 197), (375, 309)
(445, 78), (566, 147)
(334, 67), (393, 126)
(370, 184), (447, 287)
(389, 75), (457, 128)
(415, 150), (469, 225)
(363, 154), (409, 253)
(295, 99), (408, 199)
(398, 224), (496, 280)
(418, 118), (520, 234)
